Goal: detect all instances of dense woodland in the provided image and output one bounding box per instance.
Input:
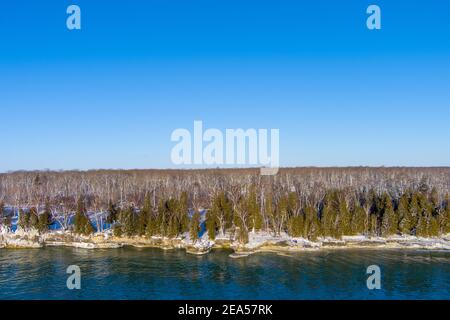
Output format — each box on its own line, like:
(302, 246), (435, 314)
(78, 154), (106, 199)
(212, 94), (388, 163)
(0, 168), (449, 243)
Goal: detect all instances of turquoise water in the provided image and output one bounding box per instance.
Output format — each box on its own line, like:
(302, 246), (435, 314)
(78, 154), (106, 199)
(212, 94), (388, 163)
(0, 247), (448, 300)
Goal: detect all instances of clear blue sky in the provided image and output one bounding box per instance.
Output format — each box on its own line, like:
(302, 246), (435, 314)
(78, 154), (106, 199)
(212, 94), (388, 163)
(1, 0), (449, 171)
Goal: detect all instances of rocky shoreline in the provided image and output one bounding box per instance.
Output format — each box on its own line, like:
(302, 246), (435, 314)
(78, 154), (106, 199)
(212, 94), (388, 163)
(1, 230), (449, 256)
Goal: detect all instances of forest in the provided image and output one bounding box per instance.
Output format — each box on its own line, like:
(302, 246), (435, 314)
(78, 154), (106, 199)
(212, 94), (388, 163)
(0, 167), (449, 243)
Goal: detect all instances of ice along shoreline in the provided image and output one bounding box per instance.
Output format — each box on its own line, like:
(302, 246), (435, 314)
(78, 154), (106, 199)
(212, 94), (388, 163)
(1, 229), (449, 256)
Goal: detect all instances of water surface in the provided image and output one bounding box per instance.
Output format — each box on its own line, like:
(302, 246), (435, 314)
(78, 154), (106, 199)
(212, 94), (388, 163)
(0, 247), (448, 300)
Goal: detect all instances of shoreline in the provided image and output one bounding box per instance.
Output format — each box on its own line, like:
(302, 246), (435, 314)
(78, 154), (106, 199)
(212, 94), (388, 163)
(1, 231), (449, 256)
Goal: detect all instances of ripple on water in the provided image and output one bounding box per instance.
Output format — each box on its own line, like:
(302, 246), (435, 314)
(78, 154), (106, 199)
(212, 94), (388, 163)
(0, 247), (448, 300)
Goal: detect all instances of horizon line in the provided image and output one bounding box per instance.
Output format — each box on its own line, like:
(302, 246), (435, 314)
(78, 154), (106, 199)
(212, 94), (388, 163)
(1, 165), (450, 174)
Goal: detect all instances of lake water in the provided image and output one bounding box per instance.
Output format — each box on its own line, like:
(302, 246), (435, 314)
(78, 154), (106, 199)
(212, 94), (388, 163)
(0, 247), (448, 300)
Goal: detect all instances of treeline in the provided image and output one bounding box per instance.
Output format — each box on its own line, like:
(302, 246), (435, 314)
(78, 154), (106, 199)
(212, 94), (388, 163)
(13, 186), (444, 243)
(205, 187), (450, 242)
(1, 168), (449, 216)
(0, 168), (449, 243)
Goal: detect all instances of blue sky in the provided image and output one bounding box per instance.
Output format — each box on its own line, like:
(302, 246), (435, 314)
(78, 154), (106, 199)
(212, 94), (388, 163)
(1, 0), (449, 171)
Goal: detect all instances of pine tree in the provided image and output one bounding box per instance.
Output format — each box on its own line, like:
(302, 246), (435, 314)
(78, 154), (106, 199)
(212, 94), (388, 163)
(369, 214), (378, 237)
(338, 198), (352, 236)
(113, 224), (123, 237)
(248, 187), (263, 232)
(438, 194), (450, 235)
(443, 205), (450, 234)
(0, 202), (4, 227)
(83, 217), (95, 235)
(156, 200), (168, 237)
(190, 210), (201, 242)
(398, 193), (413, 235)
(304, 206), (320, 240)
(206, 206), (218, 240)
(74, 197), (94, 236)
(0, 203), (9, 229)
(178, 192), (190, 233)
(408, 192), (420, 234)
(74, 197), (86, 234)
(381, 193), (398, 236)
(429, 187), (439, 213)
(321, 191), (338, 238)
(18, 208), (30, 230)
(145, 211), (158, 237)
(165, 198), (180, 237)
(137, 195), (152, 236)
(428, 215), (440, 237)
(351, 205), (366, 235)
(416, 214), (428, 237)
(416, 192), (432, 237)
(38, 203), (52, 233)
(119, 206), (137, 237)
(29, 207), (39, 230)
(210, 192), (233, 236)
(287, 214), (304, 238)
(106, 201), (118, 224)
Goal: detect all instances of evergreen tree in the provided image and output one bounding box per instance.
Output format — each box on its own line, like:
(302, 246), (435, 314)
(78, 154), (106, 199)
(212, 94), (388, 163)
(338, 198), (352, 236)
(206, 206), (218, 240)
(29, 207), (39, 230)
(286, 193), (304, 237)
(0, 202), (11, 230)
(74, 197), (94, 236)
(0, 202), (4, 226)
(145, 207), (158, 238)
(273, 196), (288, 236)
(398, 193), (413, 235)
(428, 215), (440, 237)
(83, 217), (95, 235)
(156, 200), (167, 237)
(429, 187), (439, 213)
(416, 192), (433, 237)
(248, 187), (263, 232)
(287, 214), (304, 238)
(165, 198), (180, 237)
(38, 203), (52, 233)
(369, 214), (378, 237)
(438, 194), (450, 234)
(416, 213), (428, 237)
(304, 206), (320, 240)
(137, 195), (152, 236)
(408, 192), (420, 234)
(190, 210), (201, 242)
(119, 206), (137, 236)
(106, 201), (118, 224)
(18, 208), (30, 230)
(220, 192), (234, 233)
(113, 224), (123, 237)
(178, 192), (190, 233)
(381, 193), (398, 236)
(321, 191), (338, 238)
(74, 197), (86, 234)
(3, 216), (12, 230)
(351, 204), (366, 235)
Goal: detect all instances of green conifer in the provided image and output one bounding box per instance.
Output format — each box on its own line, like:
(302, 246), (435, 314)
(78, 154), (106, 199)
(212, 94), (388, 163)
(190, 210), (201, 242)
